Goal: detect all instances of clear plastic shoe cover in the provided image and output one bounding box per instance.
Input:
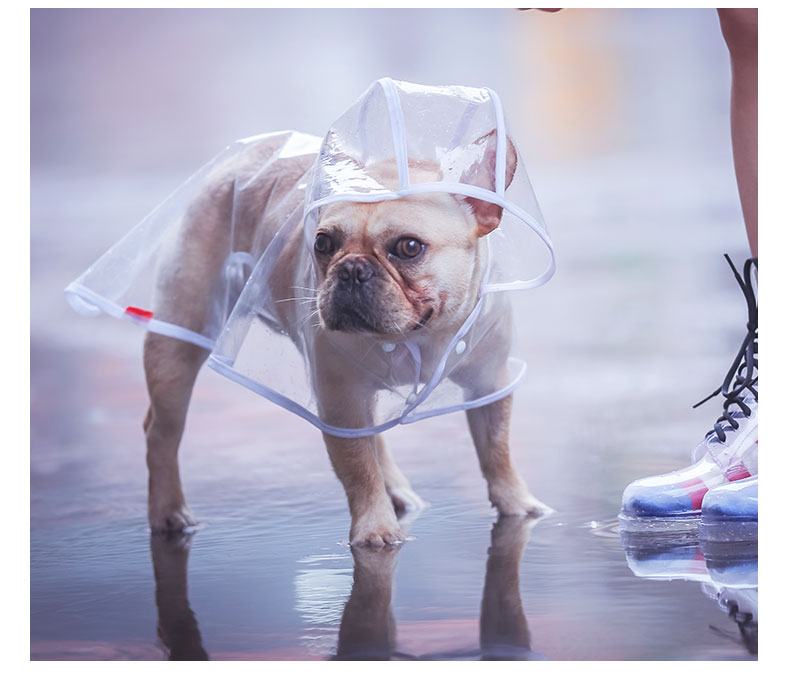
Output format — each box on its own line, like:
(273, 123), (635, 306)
(65, 78), (556, 437)
(619, 256), (758, 530)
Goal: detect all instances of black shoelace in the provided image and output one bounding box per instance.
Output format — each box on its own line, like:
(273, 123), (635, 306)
(693, 255), (758, 443)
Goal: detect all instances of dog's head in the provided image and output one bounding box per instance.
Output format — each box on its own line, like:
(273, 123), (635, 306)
(313, 132), (516, 339)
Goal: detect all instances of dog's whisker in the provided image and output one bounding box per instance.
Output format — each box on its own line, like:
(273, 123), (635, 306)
(298, 308), (322, 330)
(298, 308), (320, 321)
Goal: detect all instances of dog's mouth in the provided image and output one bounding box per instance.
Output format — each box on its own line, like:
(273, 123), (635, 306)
(412, 308), (433, 331)
(326, 305), (379, 333)
(324, 301), (433, 336)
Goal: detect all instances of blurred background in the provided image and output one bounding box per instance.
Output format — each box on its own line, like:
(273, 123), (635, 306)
(31, 8), (755, 661)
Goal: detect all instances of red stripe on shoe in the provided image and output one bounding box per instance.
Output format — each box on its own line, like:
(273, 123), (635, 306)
(125, 306), (154, 320)
(679, 478), (707, 511)
(725, 462), (752, 482)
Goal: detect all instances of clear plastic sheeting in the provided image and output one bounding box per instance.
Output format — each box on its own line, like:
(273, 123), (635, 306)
(65, 130), (322, 350)
(65, 78), (556, 437)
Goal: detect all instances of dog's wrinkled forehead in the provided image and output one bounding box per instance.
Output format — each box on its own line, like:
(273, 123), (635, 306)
(316, 191), (475, 245)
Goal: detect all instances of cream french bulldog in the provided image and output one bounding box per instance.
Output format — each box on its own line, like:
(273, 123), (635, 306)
(143, 131), (549, 546)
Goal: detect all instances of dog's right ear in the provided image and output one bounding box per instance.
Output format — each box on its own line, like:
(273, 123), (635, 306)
(459, 131), (518, 237)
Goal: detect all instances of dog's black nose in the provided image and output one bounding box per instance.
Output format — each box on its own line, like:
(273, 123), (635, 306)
(338, 257), (374, 284)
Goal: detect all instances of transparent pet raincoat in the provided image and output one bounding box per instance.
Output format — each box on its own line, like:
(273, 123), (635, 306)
(66, 78), (556, 437)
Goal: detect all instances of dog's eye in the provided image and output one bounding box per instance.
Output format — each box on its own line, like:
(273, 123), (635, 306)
(393, 237), (424, 260)
(314, 232), (334, 255)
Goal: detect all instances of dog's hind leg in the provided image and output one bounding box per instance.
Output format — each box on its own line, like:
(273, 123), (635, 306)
(374, 436), (425, 514)
(144, 333), (209, 532)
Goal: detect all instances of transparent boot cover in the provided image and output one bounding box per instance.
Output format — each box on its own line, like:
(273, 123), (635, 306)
(699, 477), (758, 543)
(618, 409), (757, 534)
(65, 78), (555, 437)
(619, 257), (757, 532)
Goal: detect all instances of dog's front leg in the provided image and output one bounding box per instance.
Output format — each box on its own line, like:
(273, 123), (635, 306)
(313, 336), (405, 546)
(323, 433), (403, 547)
(466, 394), (550, 516)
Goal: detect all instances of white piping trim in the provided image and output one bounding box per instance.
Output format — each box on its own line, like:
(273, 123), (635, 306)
(207, 353), (526, 438)
(401, 357), (527, 424)
(358, 91), (372, 164)
(305, 181), (549, 242)
(485, 87), (507, 196)
(403, 340), (422, 398)
(403, 295), (484, 416)
(400, 245), (492, 415)
(379, 78), (410, 190)
(304, 180), (556, 290)
(224, 250), (258, 272)
(207, 354), (403, 439)
(64, 282), (216, 351)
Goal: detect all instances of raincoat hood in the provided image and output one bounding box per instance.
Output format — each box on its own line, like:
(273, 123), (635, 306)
(65, 78), (555, 437)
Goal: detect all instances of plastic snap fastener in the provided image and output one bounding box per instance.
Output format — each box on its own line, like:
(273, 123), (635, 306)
(455, 340), (467, 355)
(382, 342), (395, 352)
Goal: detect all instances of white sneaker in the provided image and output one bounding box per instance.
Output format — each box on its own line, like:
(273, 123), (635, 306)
(619, 257), (757, 533)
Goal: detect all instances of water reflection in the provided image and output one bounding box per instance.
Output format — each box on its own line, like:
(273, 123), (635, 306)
(334, 517), (536, 660)
(620, 533), (757, 656)
(333, 545), (399, 660)
(150, 533), (208, 661)
(149, 516), (542, 661)
(334, 516), (540, 661)
(478, 516), (536, 660)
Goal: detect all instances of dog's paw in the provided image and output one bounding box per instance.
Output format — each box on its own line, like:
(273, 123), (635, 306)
(489, 482), (553, 518)
(350, 540), (402, 579)
(149, 503), (197, 533)
(388, 484), (428, 515)
(350, 510), (404, 548)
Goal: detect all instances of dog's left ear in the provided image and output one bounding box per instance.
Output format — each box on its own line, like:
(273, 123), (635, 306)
(461, 131), (517, 237)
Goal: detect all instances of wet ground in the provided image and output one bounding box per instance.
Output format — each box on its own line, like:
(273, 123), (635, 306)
(30, 160), (756, 661)
(31, 9), (757, 661)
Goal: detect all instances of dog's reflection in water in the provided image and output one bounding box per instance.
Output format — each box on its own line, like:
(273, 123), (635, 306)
(150, 516), (539, 661)
(334, 516), (539, 661)
(150, 533), (208, 661)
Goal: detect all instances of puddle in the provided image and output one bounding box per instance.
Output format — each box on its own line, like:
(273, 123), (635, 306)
(30, 387), (758, 661)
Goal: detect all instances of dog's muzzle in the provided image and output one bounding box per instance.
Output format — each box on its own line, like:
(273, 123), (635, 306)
(327, 256), (384, 332)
